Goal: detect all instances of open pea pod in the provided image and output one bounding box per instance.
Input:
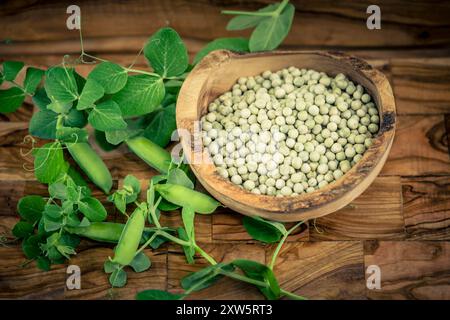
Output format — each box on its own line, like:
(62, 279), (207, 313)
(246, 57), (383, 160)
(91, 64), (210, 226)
(154, 183), (221, 214)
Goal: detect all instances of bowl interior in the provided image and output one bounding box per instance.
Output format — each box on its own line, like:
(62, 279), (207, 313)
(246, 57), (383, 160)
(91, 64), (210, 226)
(176, 51), (396, 222)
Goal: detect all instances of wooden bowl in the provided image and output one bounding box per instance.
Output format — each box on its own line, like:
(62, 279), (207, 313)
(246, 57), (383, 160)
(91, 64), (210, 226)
(176, 50), (396, 222)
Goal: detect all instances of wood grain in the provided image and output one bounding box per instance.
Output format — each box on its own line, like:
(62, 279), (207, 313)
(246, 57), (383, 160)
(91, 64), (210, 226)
(382, 115), (450, 176)
(310, 176), (405, 240)
(391, 58), (450, 115)
(212, 208), (309, 241)
(402, 176), (450, 240)
(0, 0), (449, 48)
(364, 241), (450, 299)
(268, 241), (366, 299)
(167, 243), (265, 299)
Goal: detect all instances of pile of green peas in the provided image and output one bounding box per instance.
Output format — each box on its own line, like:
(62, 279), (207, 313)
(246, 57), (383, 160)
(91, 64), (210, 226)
(200, 67), (380, 197)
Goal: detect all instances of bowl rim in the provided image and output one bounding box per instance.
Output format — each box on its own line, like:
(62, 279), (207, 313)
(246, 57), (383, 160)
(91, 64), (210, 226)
(176, 50), (396, 222)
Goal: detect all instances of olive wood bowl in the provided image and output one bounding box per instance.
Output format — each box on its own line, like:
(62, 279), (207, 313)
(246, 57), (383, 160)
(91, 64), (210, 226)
(176, 50), (396, 222)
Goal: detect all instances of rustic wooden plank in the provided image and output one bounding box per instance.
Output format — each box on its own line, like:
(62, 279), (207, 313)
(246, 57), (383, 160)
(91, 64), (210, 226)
(364, 241), (450, 299)
(381, 115), (450, 176)
(391, 58), (450, 115)
(64, 247), (167, 299)
(268, 241), (366, 299)
(167, 243), (265, 299)
(212, 208), (309, 241)
(402, 176), (450, 240)
(310, 176), (404, 240)
(0, 245), (66, 299)
(1, 0), (449, 48)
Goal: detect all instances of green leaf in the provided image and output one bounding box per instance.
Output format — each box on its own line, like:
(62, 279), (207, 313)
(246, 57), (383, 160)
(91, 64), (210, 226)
(242, 216), (286, 243)
(12, 221), (34, 238)
(105, 127), (141, 145)
(225, 3), (279, 31)
(44, 67), (78, 104)
(0, 87), (25, 113)
(129, 252), (151, 272)
(44, 216), (63, 232)
(29, 109), (58, 139)
(136, 289), (184, 300)
(143, 103), (176, 148)
(23, 67), (44, 94)
(194, 38), (249, 64)
(67, 167), (88, 187)
(33, 142), (69, 184)
(167, 168), (194, 189)
(109, 268), (127, 287)
(232, 259), (281, 299)
(249, 3), (295, 52)
(32, 87), (51, 110)
(22, 235), (43, 259)
(77, 78), (104, 110)
(178, 227), (195, 264)
(112, 193), (127, 214)
(65, 108), (87, 128)
(112, 74), (165, 117)
(181, 206), (195, 243)
(123, 174), (141, 203)
(48, 182), (68, 200)
(94, 130), (120, 151)
(88, 62), (128, 94)
(2, 61), (24, 81)
(36, 256), (51, 271)
(88, 100), (127, 131)
(78, 197), (107, 222)
(144, 27), (188, 77)
(17, 195), (45, 223)
(44, 204), (63, 220)
(181, 263), (234, 292)
(56, 127), (88, 143)
(157, 197), (180, 211)
(47, 100), (72, 114)
(104, 260), (120, 273)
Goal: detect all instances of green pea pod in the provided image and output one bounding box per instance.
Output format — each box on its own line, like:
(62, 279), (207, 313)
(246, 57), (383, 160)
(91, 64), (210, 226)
(112, 205), (148, 266)
(155, 183), (221, 214)
(66, 142), (112, 194)
(126, 136), (171, 174)
(66, 222), (157, 244)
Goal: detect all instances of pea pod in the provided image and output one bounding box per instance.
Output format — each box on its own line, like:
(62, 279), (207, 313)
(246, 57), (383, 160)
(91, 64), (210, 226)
(111, 205), (148, 266)
(66, 222), (157, 244)
(66, 142), (112, 194)
(155, 183), (221, 214)
(126, 136), (171, 174)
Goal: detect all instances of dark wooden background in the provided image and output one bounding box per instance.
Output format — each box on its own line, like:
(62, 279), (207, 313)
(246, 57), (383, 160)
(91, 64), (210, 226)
(0, 0), (449, 300)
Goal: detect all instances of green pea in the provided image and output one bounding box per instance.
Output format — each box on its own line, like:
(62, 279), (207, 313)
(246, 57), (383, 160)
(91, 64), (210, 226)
(155, 183), (220, 214)
(67, 142), (112, 194)
(112, 205), (148, 266)
(126, 136), (172, 174)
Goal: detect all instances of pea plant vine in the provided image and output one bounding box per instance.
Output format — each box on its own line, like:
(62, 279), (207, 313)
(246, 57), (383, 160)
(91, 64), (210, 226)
(0, 1), (306, 300)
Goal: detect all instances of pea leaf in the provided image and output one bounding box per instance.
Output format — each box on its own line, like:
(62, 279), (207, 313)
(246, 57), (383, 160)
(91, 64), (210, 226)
(23, 67), (44, 94)
(32, 87), (51, 110)
(232, 259), (281, 299)
(225, 3), (279, 31)
(17, 195), (45, 223)
(94, 130), (120, 151)
(29, 108), (58, 139)
(136, 290), (184, 300)
(44, 67), (78, 104)
(22, 235), (43, 259)
(12, 221), (34, 238)
(194, 38), (249, 64)
(123, 174), (141, 203)
(78, 197), (107, 222)
(181, 206), (195, 243)
(167, 168), (194, 189)
(44, 216), (63, 232)
(44, 204), (63, 220)
(47, 100), (72, 114)
(143, 103), (176, 148)
(36, 256), (51, 271)
(249, 3), (295, 52)
(144, 27), (188, 77)
(105, 127), (142, 145)
(109, 268), (127, 287)
(129, 252), (151, 272)
(88, 62), (128, 94)
(48, 182), (68, 200)
(88, 100), (127, 131)
(242, 216), (286, 243)
(0, 87), (26, 113)
(65, 108), (88, 128)
(56, 127), (88, 143)
(104, 260), (120, 274)
(67, 166), (88, 187)
(181, 263), (234, 292)
(112, 74), (165, 117)
(77, 78), (104, 110)
(178, 227), (195, 264)
(2, 61), (24, 81)
(33, 142), (69, 184)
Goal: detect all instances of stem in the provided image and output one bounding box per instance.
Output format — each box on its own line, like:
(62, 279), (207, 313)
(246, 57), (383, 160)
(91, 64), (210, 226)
(194, 244), (217, 265)
(269, 221), (304, 270)
(281, 289), (307, 300)
(135, 231), (159, 256)
(150, 197), (162, 229)
(125, 68), (160, 77)
(158, 230), (190, 247)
